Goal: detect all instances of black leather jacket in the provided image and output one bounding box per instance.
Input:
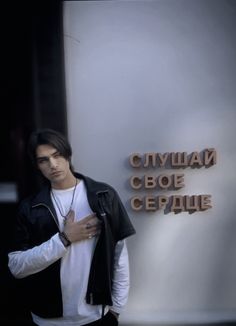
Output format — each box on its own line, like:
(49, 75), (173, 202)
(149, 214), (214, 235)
(9, 173), (136, 318)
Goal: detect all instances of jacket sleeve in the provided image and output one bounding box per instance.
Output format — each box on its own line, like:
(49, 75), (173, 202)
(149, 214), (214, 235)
(111, 189), (136, 241)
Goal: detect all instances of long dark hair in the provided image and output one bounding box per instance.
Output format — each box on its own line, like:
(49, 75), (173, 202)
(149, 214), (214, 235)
(27, 128), (74, 172)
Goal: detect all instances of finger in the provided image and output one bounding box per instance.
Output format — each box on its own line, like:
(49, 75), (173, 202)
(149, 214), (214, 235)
(85, 222), (94, 229)
(85, 217), (101, 229)
(83, 218), (101, 229)
(87, 224), (101, 234)
(88, 229), (101, 240)
(80, 213), (97, 224)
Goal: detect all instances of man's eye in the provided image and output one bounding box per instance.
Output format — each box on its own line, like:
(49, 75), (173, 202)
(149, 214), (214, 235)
(54, 153), (61, 158)
(37, 158), (48, 164)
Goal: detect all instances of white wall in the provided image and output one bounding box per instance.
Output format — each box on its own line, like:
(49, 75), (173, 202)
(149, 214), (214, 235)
(63, 0), (236, 324)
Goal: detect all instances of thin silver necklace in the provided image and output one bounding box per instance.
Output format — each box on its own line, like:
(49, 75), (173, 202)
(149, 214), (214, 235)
(51, 178), (78, 220)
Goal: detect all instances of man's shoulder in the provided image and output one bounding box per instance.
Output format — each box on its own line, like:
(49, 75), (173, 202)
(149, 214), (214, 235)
(76, 172), (116, 194)
(18, 186), (50, 210)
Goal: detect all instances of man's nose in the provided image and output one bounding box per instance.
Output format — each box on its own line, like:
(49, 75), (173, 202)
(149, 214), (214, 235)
(49, 157), (57, 168)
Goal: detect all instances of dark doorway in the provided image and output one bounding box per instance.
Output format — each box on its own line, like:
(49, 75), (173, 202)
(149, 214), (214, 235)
(1, 2), (67, 325)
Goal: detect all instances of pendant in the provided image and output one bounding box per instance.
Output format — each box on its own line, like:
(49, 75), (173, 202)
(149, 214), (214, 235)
(63, 210), (72, 225)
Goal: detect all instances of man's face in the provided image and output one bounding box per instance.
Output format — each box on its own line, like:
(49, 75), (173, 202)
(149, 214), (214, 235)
(36, 144), (70, 184)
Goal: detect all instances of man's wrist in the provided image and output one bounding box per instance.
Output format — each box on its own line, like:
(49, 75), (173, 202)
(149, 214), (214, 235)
(59, 232), (71, 247)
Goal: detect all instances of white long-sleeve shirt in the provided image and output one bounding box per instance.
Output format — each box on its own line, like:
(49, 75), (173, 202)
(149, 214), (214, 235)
(8, 180), (130, 326)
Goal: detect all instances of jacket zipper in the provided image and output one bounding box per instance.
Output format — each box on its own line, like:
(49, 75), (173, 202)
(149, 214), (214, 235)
(32, 203), (59, 229)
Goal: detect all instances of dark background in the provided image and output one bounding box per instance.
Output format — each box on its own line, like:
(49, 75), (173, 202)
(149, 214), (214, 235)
(0, 1), (67, 325)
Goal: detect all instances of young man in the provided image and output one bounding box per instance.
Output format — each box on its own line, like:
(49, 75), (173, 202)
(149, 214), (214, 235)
(8, 128), (135, 326)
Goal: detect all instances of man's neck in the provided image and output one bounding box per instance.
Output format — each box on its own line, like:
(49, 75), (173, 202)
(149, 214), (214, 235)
(51, 173), (78, 190)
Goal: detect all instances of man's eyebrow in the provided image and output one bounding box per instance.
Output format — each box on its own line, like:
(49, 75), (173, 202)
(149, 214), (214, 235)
(36, 150), (59, 160)
(36, 155), (48, 161)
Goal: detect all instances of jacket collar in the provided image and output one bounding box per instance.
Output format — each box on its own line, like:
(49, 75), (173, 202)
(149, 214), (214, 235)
(30, 172), (110, 212)
(74, 172), (111, 213)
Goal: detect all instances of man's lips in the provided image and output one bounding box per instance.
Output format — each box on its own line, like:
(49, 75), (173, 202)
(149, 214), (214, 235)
(51, 171), (62, 177)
